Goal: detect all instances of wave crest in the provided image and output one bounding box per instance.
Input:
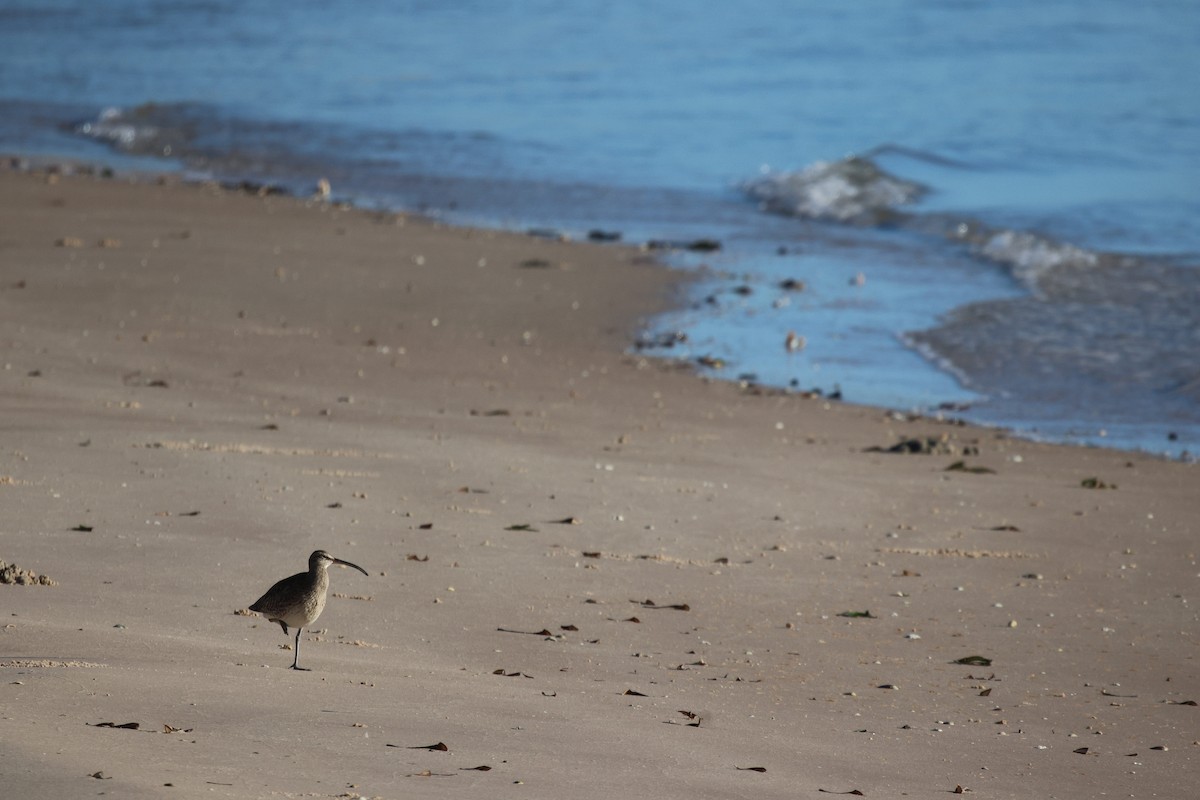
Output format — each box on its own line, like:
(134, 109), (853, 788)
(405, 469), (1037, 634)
(74, 104), (193, 157)
(951, 225), (1102, 296)
(741, 156), (927, 224)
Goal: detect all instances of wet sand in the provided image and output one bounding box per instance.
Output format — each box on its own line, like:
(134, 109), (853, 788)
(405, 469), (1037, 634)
(1, 165), (1196, 798)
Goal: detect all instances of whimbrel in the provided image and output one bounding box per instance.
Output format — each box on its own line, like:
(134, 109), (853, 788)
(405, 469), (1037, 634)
(249, 550), (368, 670)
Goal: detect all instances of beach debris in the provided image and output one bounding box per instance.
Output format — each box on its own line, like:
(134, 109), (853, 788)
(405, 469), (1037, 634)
(551, 516), (582, 525)
(407, 554), (429, 562)
(0, 560), (57, 586)
(645, 238), (722, 252)
(1166, 699), (1197, 706)
(696, 355), (726, 369)
(864, 435), (977, 456)
(676, 710), (703, 727)
(587, 229), (622, 242)
(818, 789), (863, 796)
(736, 766), (767, 773)
(122, 371), (171, 388)
(71, 524), (94, 532)
(97, 237), (122, 248)
(505, 523), (538, 532)
(526, 227), (569, 241)
(785, 331), (806, 353)
(497, 627), (554, 637)
(492, 669), (535, 678)
(470, 408), (511, 416)
(634, 330), (688, 350)
(778, 278), (806, 291)
(90, 721), (141, 730)
(1074, 747), (1090, 755)
(636, 599), (690, 611)
(518, 258), (554, 269)
(1080, 476), (1117, 489)
(56, 236), (84, 248)
(953, 655), (993, 667)
(990, 524), (1021, 531)
(945, 460), (996, 474)
(390, 741), (449, 751)
(624, 689), (648, 697)
(836, 610), (876, 619)
(222, 179), (287, 196)
(89, 771), (113, 780)
(461, 765), (493, 771)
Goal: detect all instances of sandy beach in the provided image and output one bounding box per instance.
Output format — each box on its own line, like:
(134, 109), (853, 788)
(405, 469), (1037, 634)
(1, 164), (1196, 798)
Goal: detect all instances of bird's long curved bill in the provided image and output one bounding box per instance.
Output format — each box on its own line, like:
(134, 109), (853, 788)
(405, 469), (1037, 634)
(333, 558), (369, 576)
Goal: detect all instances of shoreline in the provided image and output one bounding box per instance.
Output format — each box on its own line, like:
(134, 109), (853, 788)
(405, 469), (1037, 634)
(6, 152), (1192, 463)
(1, 163), (1196, 798)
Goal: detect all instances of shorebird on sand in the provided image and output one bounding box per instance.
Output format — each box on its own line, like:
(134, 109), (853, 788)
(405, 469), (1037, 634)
(249, 550), (368, 670)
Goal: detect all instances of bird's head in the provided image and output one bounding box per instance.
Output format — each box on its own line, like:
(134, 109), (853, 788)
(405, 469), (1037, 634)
(310, 550), (368, 576)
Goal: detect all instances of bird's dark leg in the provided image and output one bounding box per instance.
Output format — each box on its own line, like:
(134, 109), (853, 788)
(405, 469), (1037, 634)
(290, 627), (309, 671)
(276, 620), (288, 635)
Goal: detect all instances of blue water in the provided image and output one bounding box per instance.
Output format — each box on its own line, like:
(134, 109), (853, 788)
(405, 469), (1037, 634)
(2, 0), (1198, 457)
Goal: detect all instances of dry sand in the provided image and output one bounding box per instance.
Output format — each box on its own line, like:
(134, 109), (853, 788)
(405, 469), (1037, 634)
(1, 165), (1196, 798)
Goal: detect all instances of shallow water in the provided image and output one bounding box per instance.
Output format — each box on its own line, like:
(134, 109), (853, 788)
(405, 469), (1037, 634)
(2, 0), (1197, 456)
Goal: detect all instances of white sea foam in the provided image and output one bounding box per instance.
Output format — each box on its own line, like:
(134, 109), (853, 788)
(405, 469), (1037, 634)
(972, 229), (1099, 294)
(76, 106), (155, 150)
(742, 156), (927, 224)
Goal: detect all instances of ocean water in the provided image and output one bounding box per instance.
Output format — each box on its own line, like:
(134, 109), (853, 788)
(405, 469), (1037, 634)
(2, 0), (1197, 457)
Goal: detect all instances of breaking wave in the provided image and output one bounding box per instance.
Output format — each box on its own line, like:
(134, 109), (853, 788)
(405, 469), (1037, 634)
(742, 153), (1116, 298)
(742, 156), (927, 225)
(743, 152), (1200, 452)
(74, 104), (193, 158)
